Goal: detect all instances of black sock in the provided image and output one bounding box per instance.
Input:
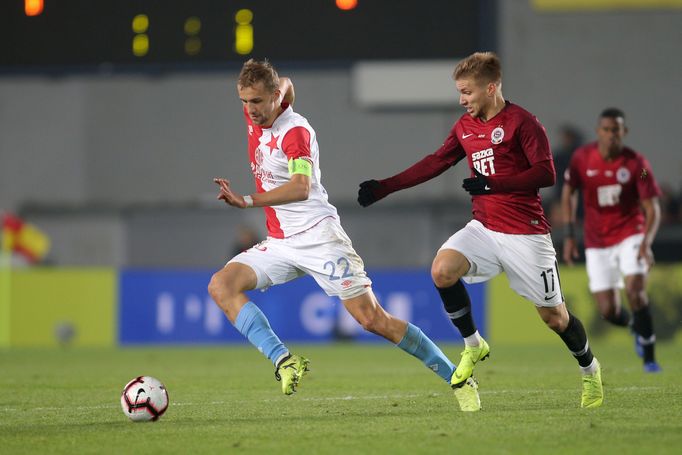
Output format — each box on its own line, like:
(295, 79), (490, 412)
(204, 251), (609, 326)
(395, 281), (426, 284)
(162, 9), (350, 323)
(436, 280), (476, 338)
(632, 306), (656, 363)
(558, 312), (594, 368)
(604, 306), (631, 327)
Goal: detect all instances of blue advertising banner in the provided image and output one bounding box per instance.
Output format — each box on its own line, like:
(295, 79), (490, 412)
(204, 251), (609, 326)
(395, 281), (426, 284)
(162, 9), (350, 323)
(118, 269), (485, 345)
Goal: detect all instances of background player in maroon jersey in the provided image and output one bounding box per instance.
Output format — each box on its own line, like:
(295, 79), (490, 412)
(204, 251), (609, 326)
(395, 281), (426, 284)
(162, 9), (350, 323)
(358, 52), (603, 408)
(561, 108), (662, 372)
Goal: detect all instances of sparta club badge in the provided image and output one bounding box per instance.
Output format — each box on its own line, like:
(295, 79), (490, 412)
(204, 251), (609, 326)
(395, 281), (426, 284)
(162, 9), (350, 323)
(616, 167), (631, 184)
(491, 126), (504, 144)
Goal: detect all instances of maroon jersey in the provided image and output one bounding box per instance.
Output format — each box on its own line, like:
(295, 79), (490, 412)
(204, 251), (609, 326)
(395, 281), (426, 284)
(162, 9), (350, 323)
(565, 143), (661, 248)
(451, 102), (553, 234)
(378, 102), (554, 234)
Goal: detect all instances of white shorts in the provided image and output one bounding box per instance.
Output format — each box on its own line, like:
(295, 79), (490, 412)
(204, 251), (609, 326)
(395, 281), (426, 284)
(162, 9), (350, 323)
(228, 217), (372, 300)
(585, 233), (647, 293)
(439, 220), (564, 307)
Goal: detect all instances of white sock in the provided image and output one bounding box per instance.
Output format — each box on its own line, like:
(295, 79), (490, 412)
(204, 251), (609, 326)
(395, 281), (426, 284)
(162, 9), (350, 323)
(275, 352), (290, 367)
(463, 331), (482, 347)
(580, 357), (599, 375)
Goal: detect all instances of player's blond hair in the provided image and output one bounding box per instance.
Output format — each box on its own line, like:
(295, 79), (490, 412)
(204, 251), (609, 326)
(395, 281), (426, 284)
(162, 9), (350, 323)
(238, 59), (279, 93)
(453, 52), (502, 84)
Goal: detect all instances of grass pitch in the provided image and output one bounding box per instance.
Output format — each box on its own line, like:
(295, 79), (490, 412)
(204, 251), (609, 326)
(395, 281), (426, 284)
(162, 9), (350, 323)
(1, 342), (680, 454)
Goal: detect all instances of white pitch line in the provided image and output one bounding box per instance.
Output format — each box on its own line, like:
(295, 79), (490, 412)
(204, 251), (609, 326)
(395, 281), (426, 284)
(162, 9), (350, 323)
(0, 386), (664, 414)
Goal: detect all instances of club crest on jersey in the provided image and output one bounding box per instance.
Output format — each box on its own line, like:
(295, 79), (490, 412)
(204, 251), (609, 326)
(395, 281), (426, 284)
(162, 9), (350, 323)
(491, 127), (504, 144)
(616, 167), (631, 184)
(255, 147), (264, 166)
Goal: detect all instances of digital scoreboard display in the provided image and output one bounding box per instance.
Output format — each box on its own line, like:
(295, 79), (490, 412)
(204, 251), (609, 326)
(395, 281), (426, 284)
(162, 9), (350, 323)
(0, 0), (490, 71)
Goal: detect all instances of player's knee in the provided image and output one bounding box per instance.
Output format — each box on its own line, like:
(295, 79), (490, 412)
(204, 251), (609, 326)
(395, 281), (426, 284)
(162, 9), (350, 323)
(207, 273), (224, 303)
(208, 271), (238, 306)
(543, 312), (568, 333)
(546, 317), (565, 332)
(431, 253), (468, 288)
(431, 263), (457, 288)
(625, 287), (647, 310)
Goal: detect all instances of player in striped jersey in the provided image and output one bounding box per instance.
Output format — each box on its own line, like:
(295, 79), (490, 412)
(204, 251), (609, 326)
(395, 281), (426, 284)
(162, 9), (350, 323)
(208, 59), (480, 411)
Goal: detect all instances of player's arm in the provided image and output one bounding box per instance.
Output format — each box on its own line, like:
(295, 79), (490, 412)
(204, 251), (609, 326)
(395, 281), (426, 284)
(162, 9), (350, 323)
(638, 197), (661, 267)
(358, 129), (465, 207)
(278, 77), (295, 106)
(493, 160), (556, 191)
(636, 156), (662, 267)
(560, 181), (580, 266)
(463, 160), (555, 195)
(251, 172), (310, 206)
(215, 126), (314, 208)
(214, 172), (310, 209)
(462, 116), (555, 196)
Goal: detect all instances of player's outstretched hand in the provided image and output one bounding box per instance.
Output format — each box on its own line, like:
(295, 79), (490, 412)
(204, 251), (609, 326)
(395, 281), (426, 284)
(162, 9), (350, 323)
(462, 168), (492, 195)
(358, 180), (387, 207)
(214, 177), (249, 209)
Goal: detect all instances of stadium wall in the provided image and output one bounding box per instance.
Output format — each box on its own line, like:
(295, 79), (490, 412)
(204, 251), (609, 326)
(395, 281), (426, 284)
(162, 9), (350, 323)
(489, 265), (682, 345)
(2, 265), (680, 347)
(118, 268), (485, 345)
(0, 268), (116, 347)
(2, 4), (680, 219)
(2, 2), (681, 269)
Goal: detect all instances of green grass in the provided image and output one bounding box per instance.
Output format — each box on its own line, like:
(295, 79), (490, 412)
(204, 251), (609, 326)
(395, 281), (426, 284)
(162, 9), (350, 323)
(1, 342), (680, 454)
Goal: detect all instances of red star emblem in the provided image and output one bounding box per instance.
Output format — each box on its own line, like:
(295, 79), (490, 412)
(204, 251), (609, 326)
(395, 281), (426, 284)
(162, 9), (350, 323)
(266, 134), (279, 154)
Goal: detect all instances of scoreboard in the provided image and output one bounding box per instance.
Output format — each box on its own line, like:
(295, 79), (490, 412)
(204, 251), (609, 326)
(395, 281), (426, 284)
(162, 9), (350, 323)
(0, 0), (490, 70)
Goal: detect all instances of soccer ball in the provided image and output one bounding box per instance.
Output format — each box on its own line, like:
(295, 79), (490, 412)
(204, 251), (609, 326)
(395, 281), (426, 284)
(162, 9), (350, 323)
(120, 376), (169, 422)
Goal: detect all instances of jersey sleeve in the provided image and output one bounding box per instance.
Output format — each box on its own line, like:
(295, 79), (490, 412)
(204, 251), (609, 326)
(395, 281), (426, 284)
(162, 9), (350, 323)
(379, 125), (466, 193)
(636, 155), (662, 199)
(518, 115), (552, 164)
(281, 126), (312, 160)
(489, 159), (555, 192)
(440, 125), (466, 163)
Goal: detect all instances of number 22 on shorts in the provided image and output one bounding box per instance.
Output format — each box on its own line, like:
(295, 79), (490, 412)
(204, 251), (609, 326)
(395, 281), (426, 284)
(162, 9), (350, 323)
(324, 257), (353, 281)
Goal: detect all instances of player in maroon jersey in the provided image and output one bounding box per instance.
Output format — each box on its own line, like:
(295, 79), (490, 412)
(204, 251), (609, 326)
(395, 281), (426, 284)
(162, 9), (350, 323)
(561, 108), (662, 372)
(358, 52), (603, 408)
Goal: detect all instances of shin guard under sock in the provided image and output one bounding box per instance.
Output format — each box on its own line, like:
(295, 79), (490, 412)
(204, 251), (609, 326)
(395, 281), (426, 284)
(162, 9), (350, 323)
(558, 312), (594, 368)
(437, 280), (476, 338)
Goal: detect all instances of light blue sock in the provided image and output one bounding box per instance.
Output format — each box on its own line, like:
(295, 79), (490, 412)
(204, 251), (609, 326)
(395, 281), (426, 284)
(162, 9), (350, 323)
(397, 322), (455, 383)
(234, 301), (289, 366)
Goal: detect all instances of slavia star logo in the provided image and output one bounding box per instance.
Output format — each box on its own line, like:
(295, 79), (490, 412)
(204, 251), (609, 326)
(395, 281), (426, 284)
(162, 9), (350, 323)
(266, 134), (279, 154)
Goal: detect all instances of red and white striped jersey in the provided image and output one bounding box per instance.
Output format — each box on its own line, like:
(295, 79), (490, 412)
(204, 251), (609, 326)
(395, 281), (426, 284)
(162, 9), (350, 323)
(243, 104), (338, 238)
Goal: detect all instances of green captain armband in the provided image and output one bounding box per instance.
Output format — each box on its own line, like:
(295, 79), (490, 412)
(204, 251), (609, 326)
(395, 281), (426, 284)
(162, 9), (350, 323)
(288, 158), (312, 177)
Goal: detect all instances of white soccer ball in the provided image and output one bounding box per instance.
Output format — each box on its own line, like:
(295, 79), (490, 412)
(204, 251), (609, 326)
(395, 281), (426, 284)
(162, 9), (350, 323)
(120, 376), (169, 422)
